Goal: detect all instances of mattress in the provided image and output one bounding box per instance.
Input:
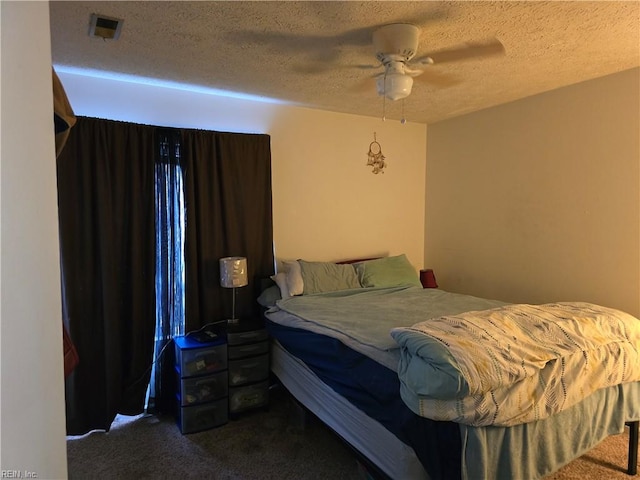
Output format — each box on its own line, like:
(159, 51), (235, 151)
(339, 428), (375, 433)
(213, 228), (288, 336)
(267, 319), (463, 479)
(270, 338), (430, 480)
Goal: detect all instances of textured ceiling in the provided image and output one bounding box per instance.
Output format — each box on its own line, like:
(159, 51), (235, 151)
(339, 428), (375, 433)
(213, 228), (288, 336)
(49, 1), (640, 124)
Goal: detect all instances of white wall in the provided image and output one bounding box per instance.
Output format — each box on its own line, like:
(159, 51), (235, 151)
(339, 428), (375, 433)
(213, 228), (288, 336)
(1, 2), (68, 478)
(425, 68), (640, 317)
(56, 70), (428, 269)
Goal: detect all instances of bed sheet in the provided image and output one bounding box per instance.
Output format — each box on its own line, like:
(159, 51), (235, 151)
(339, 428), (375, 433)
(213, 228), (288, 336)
(461, 381), (640, 479)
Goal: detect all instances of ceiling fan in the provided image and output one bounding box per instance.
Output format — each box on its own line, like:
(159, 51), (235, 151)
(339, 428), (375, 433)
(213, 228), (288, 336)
(355, 23), (505, 101)
(234, 15), (505, 103)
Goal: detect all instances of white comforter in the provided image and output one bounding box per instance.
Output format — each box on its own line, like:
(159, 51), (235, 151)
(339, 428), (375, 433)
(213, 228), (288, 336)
(391, 302), (640, 426)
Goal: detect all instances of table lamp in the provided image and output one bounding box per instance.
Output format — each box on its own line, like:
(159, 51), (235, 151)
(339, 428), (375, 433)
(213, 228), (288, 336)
(219, 256), (248, 324)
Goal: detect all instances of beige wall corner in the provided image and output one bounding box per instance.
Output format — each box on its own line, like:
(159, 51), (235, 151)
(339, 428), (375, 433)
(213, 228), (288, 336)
(426, 68), (640, 317)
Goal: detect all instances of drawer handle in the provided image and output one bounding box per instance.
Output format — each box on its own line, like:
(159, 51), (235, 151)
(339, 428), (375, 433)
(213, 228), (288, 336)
(196, 379), (219, 386)
(239, 347), (262, 355)
(239, 362), (260, 369)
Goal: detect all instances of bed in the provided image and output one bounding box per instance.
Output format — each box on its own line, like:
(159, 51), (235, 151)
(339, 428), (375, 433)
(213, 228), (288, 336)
(258, 255), (640, 479)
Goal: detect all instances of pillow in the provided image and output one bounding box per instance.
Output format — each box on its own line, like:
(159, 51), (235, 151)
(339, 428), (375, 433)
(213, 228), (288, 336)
(298, 260), (361, 295)
(355, 254), (421, 288)
(336, 256), (381, 265)
(257, 284), (282, 307)
(270, 272), (291, 300)
(284, 260), (304, 296)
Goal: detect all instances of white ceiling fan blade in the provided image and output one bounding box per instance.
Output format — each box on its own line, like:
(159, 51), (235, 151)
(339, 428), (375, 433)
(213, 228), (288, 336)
(295, 61), (381, 75)
(348, 75), (378, 94)
(413, 38), (505, 65)
(231, 10), (448, 58)
(411, 56), (434, 66)
(404, 67), (425, 77)
(413, 69), (461, 88)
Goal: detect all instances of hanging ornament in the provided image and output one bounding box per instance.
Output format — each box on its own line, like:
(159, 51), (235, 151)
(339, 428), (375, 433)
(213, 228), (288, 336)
(366, 132), (386, 174)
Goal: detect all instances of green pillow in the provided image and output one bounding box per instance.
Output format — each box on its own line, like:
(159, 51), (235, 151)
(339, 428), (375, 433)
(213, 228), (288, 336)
(355, 254), (421, 288)
(298, 260), (361, 295)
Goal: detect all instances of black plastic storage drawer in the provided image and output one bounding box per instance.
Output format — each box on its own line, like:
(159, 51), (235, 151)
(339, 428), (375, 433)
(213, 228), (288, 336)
(227, 340), (269, 360)
(177, 398), (228, 434)
(177, 370), (228, 406)
(228, 354), (269, 386)
(227, 328), (268, 346)
(229, 380), (269, 413)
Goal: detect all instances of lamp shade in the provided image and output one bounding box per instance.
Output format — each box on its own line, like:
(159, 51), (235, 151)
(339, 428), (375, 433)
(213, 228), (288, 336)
(219, 257), (248, 288)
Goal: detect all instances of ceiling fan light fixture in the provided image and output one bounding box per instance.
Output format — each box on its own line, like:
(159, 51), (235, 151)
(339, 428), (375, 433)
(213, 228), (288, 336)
(377, 73), (413, 101)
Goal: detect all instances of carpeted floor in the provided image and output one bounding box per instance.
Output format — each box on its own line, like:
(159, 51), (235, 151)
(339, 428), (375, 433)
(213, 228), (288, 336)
(67, 387), (362, 480)
(67, 387), (637, 480)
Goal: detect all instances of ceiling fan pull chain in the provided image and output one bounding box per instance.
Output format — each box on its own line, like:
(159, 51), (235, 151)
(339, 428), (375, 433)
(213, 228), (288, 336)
(401, 99), (406, 124)
(382, 95), (386, 121)
(382, 74), (387, 121)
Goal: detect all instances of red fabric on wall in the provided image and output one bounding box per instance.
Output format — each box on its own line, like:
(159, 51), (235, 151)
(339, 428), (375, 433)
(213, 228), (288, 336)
(63, 325), (79, 377)
(420, 269), (438, 288)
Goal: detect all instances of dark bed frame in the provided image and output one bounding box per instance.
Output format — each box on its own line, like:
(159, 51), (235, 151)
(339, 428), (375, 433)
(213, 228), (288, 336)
(627, 421), (639, 475)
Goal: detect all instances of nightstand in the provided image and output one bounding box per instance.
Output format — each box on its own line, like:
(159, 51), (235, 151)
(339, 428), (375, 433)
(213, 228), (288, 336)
(227, 317), (270, 416)
(174, 334), (228, 433)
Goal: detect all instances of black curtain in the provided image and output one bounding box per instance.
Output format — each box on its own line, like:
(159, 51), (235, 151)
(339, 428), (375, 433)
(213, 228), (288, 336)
(181, 129), (274, 332)
(57, 118), (275, 433)
(57, 117), (157, 435)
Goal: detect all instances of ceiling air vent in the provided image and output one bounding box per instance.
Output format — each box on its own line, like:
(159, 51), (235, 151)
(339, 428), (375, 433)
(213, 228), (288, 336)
(89, 14), (124, 40)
